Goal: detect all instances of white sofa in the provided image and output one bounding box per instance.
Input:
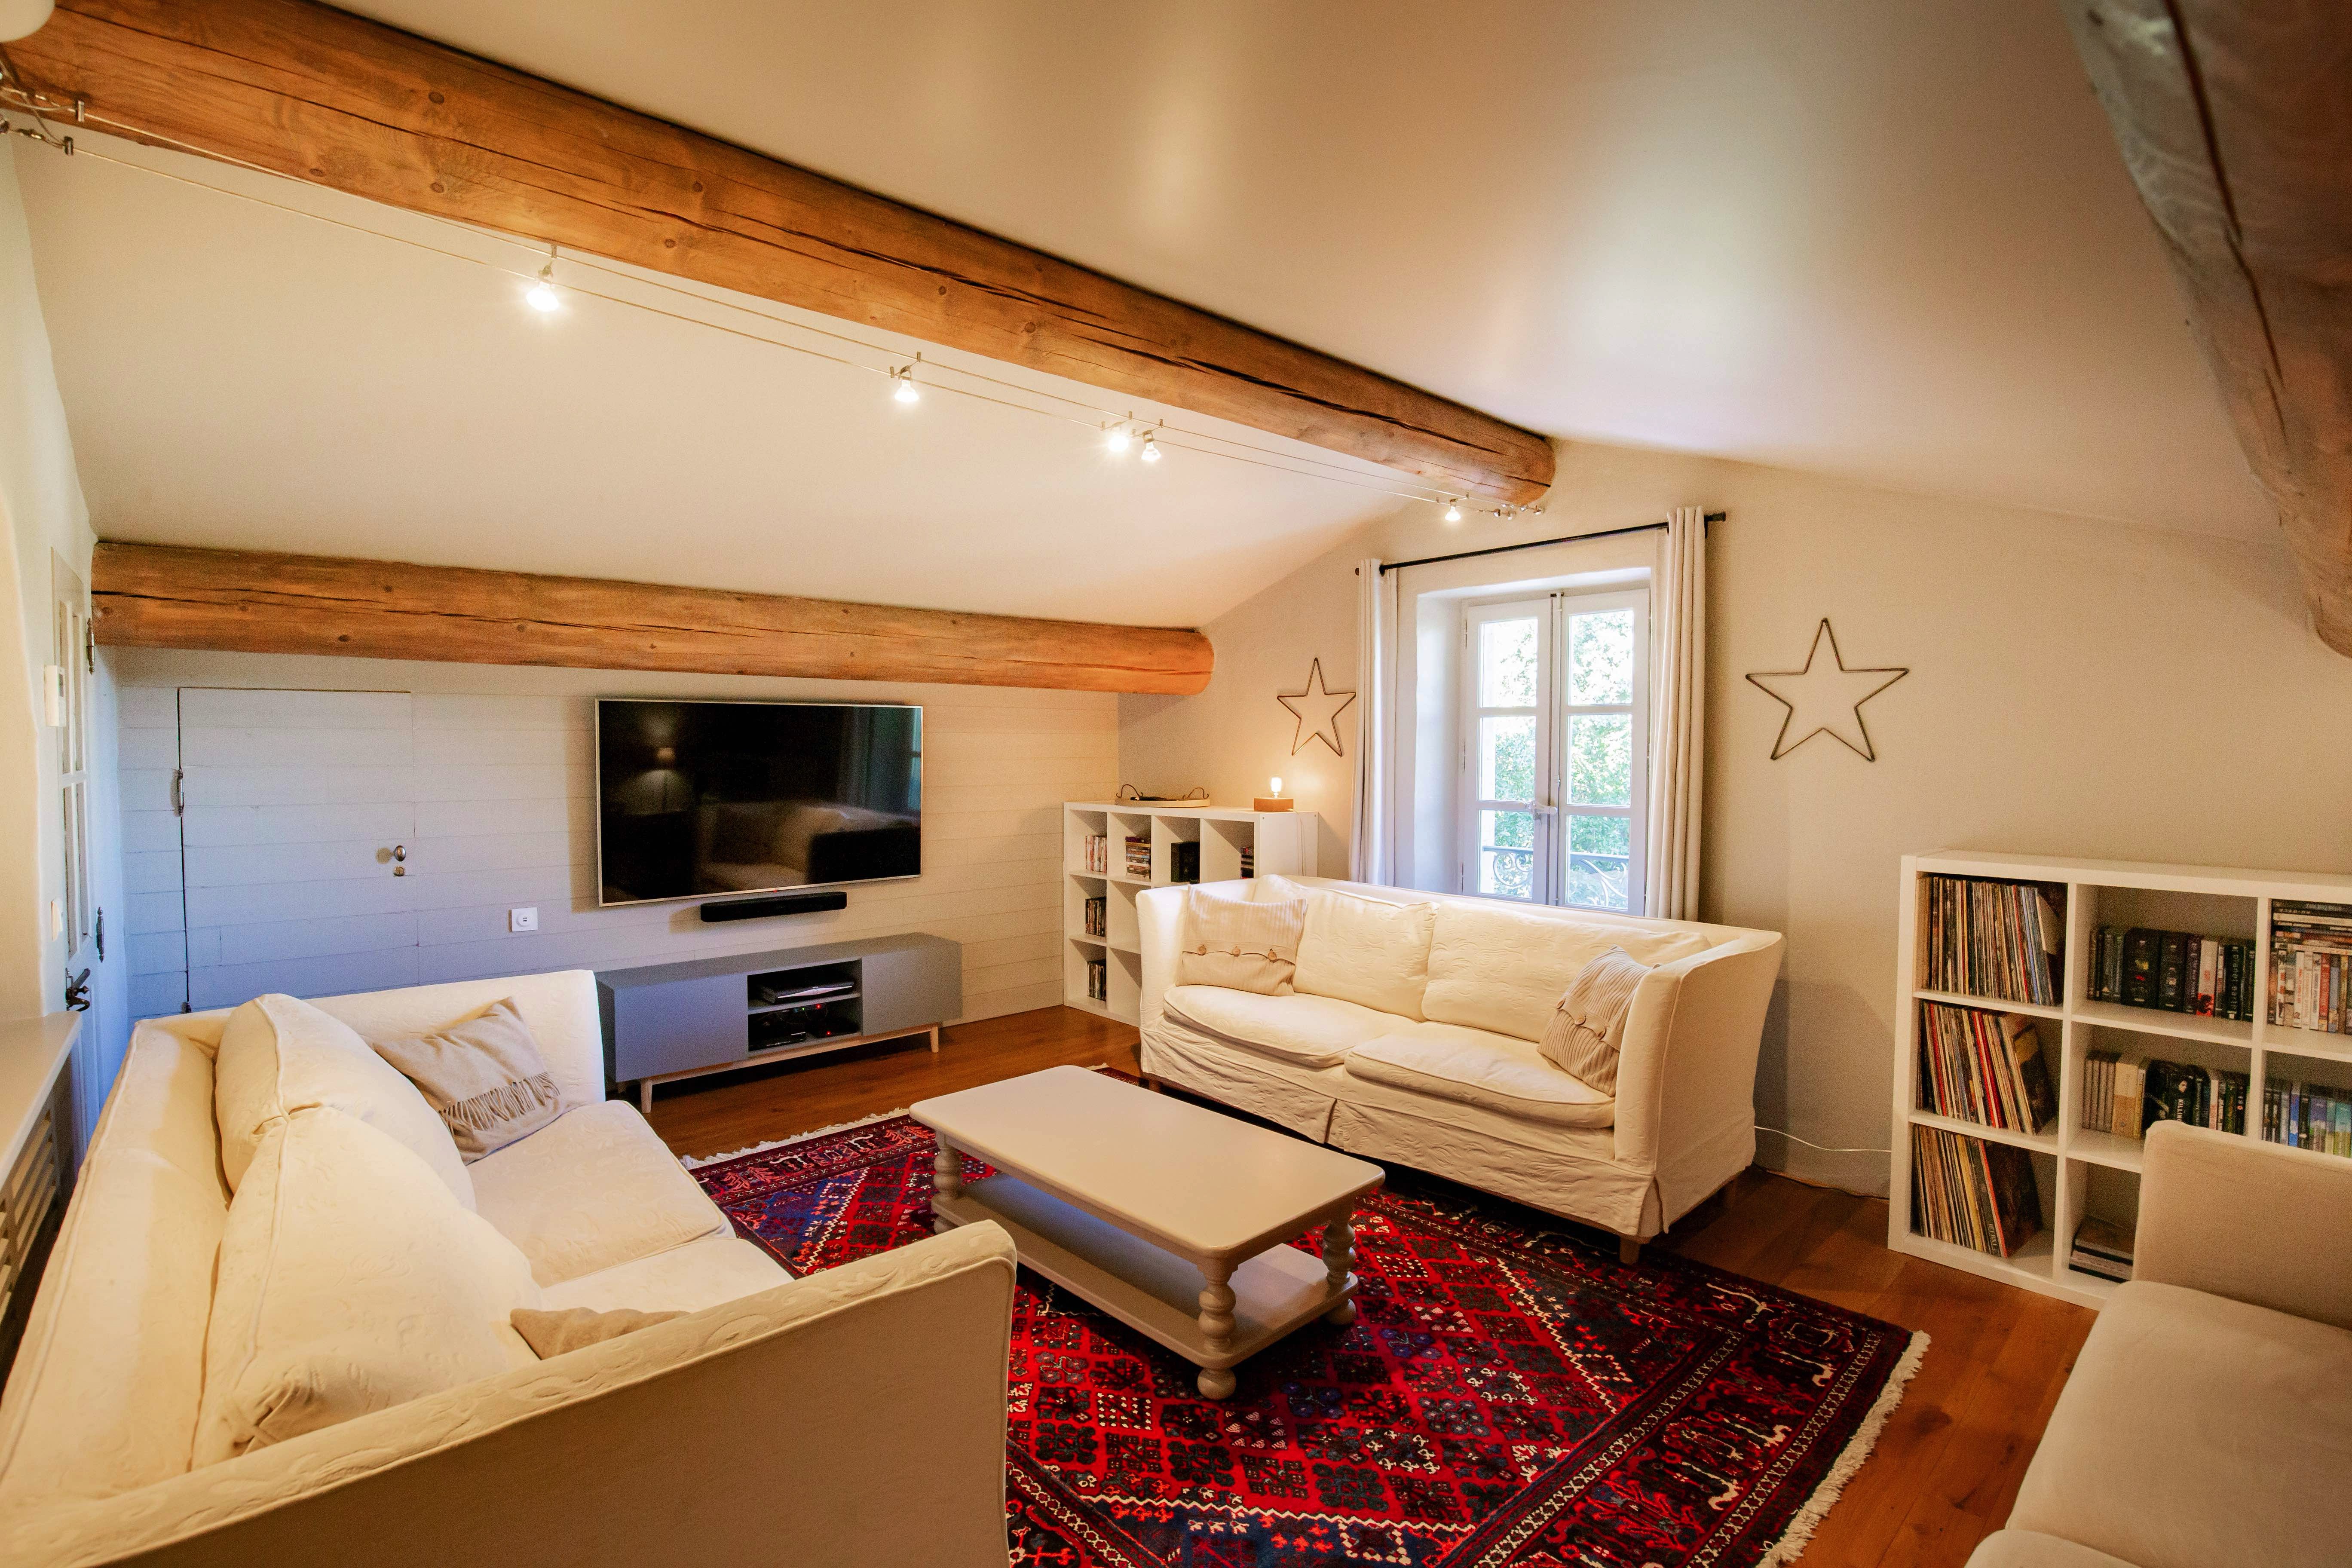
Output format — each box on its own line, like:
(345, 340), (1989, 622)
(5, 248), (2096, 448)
(1966, 1121), (2352, 1568)
(0, 970), (1017, 1568)
(1139, 876), (1784, 1253)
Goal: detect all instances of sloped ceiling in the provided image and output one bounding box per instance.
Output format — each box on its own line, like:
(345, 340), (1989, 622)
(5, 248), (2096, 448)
(14, 0), (2271, 631)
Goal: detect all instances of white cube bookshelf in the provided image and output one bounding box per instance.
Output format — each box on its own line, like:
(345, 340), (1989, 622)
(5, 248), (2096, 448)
(1063, 801), (1318, 1024)
(1894, 851), (2352, 1308)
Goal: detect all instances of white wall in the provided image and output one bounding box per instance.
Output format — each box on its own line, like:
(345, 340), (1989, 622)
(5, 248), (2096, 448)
(111, 650), (1115, 1035)
(1122, 439), (2352, 1194)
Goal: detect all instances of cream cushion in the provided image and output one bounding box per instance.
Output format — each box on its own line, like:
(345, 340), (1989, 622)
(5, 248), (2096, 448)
(308, 971), (608, 1112)
(468, 1101), (731, 1286)
(369, 998), (567, 1160)
(540, 1234), (793, 1315)
(1421, 900), (1711, 1042)
(213, 992), (473, 1208)
(1262, 874), (1436, 1020)
(1160, 984), (1397, 1069)
(2006, 1280), (2352, 1568)
(195, 1108), (542, 1466)
(1538, 945), (1650, 1093)
(1346, 1023), (1617, 1129)
(1174, 884), (1306, 994)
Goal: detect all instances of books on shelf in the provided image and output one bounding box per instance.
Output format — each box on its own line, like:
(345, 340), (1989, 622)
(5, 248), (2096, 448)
(2263, 1081), (2352, 1155)
(1911, 1124), (2043, 1257)
(1086, 957), (1107, 1002)
(1239, 845), (1255, 879)
(1083, 896), (1106, 938)
(2085, 926), (2254, 1020)
(2069, 1215), (2136, 1283)
(2079, 1053), (2248, 1138)
(2269, 900), (2352, 1035)
(1918, 1002), (2055, 1133)
(1079, 833), (1109, 874)
(1922, 876), (2063, 1006)
(1123, 836), (1152, 878)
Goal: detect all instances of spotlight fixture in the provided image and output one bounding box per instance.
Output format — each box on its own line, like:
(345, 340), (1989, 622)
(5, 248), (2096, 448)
(1104, 420), (1133, 454)
(1443, 499), (1462, 523)
(1139, 431), (1161, 464)
(525, 246), (560, 313)
(892, 352), (922, 404)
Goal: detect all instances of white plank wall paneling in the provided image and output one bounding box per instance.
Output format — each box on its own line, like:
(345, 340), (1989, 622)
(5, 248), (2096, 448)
(109, 654), (1118, 1033)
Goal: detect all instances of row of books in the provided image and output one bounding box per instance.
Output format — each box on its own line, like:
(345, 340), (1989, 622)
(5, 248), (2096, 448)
(1081, 896), (1106, 938)
(1917, 1003), (2054, 1133)
(1239, 846), (1255, 879)
(2265, 1083), (2352, 1154)
(2085, 927), (2257, 1020)
(1124, 835), (1152, 878)
(1922, 876), (2063, 1006)
(2079, 1054), (2249, 1137)
(1911, 1125), (2042, 1258)
(1077, 834), (1111, 874)
(1083, 957), (1107, 1003)
(2271, 900), (2352, 1034)
(2069, 1216), (2135, 1283)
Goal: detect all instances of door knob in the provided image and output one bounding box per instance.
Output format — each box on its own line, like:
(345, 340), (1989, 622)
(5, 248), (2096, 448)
(392, 843), (407, 876)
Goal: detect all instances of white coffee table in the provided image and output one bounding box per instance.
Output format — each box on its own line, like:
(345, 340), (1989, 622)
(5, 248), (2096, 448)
(911, 1066), (1384, 1399)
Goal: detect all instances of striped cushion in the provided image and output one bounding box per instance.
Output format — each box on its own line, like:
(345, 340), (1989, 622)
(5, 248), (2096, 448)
(1175, 885), (1308, 995)
(1538, 946), (1649, 1093)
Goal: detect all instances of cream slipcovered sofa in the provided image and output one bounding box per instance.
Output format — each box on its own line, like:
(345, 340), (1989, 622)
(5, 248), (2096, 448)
(1139, 876), (1784, 1253)
(0, 970), (1017, 1568)
(1966, 1121), (2352, 1568)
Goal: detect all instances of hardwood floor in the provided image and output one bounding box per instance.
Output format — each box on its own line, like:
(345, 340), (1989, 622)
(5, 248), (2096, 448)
(649, 1004), (2090, 1568)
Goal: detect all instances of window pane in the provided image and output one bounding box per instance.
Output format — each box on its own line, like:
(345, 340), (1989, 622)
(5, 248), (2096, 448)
(1565, 813), (1630, 856)
(1478, 715), (1536, 802)
(1478, 616), (1539, 707)
(1567, 854), (1631, 911)
(1478, 810), (1535, 900)
(1568, 609), (1634, 704)
(1566, 714), (1632, 805)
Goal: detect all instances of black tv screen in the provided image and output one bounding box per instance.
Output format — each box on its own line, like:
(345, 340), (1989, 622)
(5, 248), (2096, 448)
(596, 698), (922, 906)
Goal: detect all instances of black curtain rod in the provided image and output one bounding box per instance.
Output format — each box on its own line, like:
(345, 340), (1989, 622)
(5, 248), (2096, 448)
(1373, 512), (1724, 576)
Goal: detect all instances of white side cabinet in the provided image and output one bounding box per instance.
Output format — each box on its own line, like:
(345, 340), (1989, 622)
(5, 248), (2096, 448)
(1062, 802), (1318, 1024)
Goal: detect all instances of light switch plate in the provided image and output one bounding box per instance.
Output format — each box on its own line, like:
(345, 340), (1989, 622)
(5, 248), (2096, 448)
(509, 906), (539, 933)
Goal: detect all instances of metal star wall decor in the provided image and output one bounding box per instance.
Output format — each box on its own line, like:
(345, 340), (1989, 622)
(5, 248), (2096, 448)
(1744, 619), (1909, 762)
(1277, 658), (1357, 756)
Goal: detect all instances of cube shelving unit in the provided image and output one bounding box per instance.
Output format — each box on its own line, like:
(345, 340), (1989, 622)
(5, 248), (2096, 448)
(1063, 801), (1319, 1025)
(1893, 851), (2352, 1308)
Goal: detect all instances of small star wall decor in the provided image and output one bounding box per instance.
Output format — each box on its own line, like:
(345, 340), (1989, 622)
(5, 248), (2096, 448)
(1277, 658), (1357, 757)
(1744, 619), (1909, 762)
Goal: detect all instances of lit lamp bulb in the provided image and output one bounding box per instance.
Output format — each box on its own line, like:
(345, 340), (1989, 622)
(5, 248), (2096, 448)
(1271, 777), (1283, 796)
(1443, 499), (1463, 524)
(1139, 431), (1161, 463)
(525, 259), (560, 314)
(1105, 423), (1132, 454)
(1255, 775), (1292, 812)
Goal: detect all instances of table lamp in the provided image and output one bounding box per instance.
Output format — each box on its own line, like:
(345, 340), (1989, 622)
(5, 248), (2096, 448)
(1254, 776), (1293, 812)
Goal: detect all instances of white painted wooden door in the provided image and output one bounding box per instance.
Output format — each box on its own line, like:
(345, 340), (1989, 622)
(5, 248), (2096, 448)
(177, 689), (420, 1009)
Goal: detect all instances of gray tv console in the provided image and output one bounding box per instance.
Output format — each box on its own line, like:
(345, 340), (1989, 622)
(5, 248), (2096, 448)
(597, 934), (962, 1111)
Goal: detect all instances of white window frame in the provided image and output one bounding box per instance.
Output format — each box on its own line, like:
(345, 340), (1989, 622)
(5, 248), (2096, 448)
(1455, 586), (1650, 913)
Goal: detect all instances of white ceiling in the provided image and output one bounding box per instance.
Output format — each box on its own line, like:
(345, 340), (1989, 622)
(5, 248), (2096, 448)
(15, 0), (2275, 630)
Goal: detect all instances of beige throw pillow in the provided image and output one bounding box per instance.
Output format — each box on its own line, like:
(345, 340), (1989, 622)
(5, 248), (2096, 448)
(511, 1306), (686, 1359)
(1175, 885), (1307, 994)
(1539, 946), (1651, 1093)
(1270, 878), (1437, 1020)
(370, 999), (567, 1161)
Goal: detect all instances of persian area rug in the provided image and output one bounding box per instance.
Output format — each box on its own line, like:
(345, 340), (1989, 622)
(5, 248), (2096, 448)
(692, 1111), (1925, 1568)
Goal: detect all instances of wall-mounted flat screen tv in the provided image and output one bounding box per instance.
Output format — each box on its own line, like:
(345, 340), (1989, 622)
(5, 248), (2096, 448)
(596, 698), (922, 907)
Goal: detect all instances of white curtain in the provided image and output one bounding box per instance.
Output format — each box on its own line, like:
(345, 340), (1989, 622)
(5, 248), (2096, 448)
(1644, 508), (1706, 919)
(1350, 557), (1391, 882)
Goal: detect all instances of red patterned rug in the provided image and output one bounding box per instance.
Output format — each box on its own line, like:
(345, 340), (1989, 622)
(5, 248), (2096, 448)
(692, 1106), (1923, 1568)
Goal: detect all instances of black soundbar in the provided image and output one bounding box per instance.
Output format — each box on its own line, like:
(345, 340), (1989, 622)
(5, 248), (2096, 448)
(699, 890), (849, 922)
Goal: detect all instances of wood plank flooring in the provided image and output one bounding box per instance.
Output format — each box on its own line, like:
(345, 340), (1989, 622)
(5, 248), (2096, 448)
(649, 1004), (2091, 1568)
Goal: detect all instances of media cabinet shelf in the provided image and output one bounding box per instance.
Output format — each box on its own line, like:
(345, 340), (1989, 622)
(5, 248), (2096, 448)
(1893, 850), (2352, 1310)
(599, 934), (959, 1110)
(1062, 802), (1318, 1024)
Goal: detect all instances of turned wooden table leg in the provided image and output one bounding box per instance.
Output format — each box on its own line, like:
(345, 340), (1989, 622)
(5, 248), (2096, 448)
(1321, 1213), (1357, 1326)
(932, 1139), (964, 1232)
(1197, 1261), (1238, 1400)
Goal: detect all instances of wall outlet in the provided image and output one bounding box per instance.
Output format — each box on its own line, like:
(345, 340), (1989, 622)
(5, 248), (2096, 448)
(509, 906), (539, 934)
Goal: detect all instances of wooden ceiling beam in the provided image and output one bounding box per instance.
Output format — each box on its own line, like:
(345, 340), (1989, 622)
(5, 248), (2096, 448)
(9, 0), (1553, 505)
(90, 543), (1215, 695)
(2062, 0), (2352, 655)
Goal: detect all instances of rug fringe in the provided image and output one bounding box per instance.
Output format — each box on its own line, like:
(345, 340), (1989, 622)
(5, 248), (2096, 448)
(677, 1063), (1115, 1169)
(679, 1106), (913, 1169)
(1752, 1327), (1932, 1567)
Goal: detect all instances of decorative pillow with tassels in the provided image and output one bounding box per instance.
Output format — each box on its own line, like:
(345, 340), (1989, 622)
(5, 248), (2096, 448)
(368, 999), (567, 1160)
